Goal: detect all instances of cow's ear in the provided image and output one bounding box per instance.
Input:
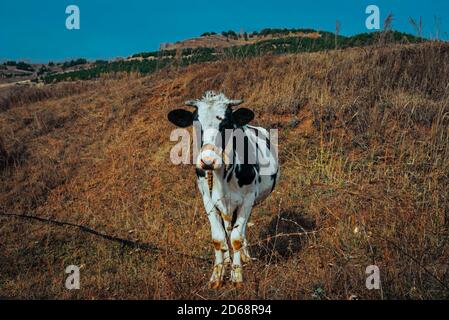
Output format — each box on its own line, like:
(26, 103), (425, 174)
(168, 109), (194, 128)
(232, 108), (254, 126)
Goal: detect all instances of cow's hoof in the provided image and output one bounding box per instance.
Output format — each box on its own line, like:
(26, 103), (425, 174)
(231, 265), (243, 286)
(209, 263), (225, 289)
(209, 280), (223, 289)
(241, 249), (252, 264)
(223, 251), (231, 265)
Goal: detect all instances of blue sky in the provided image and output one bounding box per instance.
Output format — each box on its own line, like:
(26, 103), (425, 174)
(1, 0), (448, 63)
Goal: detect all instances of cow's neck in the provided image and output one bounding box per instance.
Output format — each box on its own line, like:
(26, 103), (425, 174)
(209, 166), (226, 195)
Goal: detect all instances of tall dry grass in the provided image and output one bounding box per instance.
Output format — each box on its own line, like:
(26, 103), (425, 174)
(0, 82), (98, 112)
(0, 42), (448, 299)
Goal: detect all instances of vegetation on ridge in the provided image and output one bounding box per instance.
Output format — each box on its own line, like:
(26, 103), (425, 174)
(41, 30), (424, 83)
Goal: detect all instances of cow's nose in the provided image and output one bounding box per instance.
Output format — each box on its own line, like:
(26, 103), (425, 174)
(200, 157), (215, 170)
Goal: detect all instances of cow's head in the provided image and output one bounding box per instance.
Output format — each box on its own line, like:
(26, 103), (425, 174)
(168, 91), (254, 171)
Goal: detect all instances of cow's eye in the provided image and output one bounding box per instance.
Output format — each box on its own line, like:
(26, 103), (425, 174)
(216, 116), (223, 121)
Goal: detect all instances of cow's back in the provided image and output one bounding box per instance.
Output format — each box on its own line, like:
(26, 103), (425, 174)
(245, 125), (280, 204)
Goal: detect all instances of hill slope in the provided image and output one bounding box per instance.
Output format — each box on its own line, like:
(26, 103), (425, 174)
(159, 29), (322, 50)
(40, 30), (423, 83)
(0, 42), (448, 299)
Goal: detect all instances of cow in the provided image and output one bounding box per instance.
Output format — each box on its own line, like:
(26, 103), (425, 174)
(167, 91), (279, 288)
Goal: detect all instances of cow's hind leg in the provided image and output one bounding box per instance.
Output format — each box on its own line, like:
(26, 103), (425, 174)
(230, 193), (255, 288)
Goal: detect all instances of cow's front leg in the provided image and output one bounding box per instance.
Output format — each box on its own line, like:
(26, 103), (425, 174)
(230, 192), (255, 288)
(208, 211), (227, 288)
(241, 229), (252, 264)
(215, 198), (233, 265)
(197, 175), (229, 288)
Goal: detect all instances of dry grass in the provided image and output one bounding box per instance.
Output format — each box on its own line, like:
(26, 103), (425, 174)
(0, 43), (448, 299)
(0, 82), (97, 112)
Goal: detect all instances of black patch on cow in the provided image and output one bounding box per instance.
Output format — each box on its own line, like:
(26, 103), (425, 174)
(218, 108), (234, 132)
(192, 110), (206, 148)
(258, 176), (262, 183)
(270, 171), (278, 193)
(226, 164), (235, 183)
(243, 135), (249, 164)
(263, 136), (272, 157)
(200, 128), (204, 147)
(196, 168), (206, 178)
(231, 208), (238, 228)
(255, 140), (260, 160)
(235, 164), (256, 187)
(207, 108), (234, 161)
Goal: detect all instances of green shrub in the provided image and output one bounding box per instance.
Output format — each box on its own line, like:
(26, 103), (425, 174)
(16, 62), (34, 72)
(62, 58), (88, 69)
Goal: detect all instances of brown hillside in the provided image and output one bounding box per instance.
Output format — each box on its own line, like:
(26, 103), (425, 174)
(0, 43), (448, 299)
(161, 31), (321, 50)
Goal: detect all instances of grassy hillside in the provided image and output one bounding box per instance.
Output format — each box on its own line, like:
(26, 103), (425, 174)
(0, 42), (448, 299)
(41, 30), (423, 84)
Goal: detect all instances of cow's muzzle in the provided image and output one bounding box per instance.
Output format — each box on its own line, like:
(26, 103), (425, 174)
(200, 157), (216, 170)
(197, 144), (229, 171)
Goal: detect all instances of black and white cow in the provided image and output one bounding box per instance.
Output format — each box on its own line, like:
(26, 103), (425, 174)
(168, 91), (279, 288)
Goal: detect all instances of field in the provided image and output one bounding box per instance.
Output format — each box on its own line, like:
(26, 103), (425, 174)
(0, 42), (448, 299)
